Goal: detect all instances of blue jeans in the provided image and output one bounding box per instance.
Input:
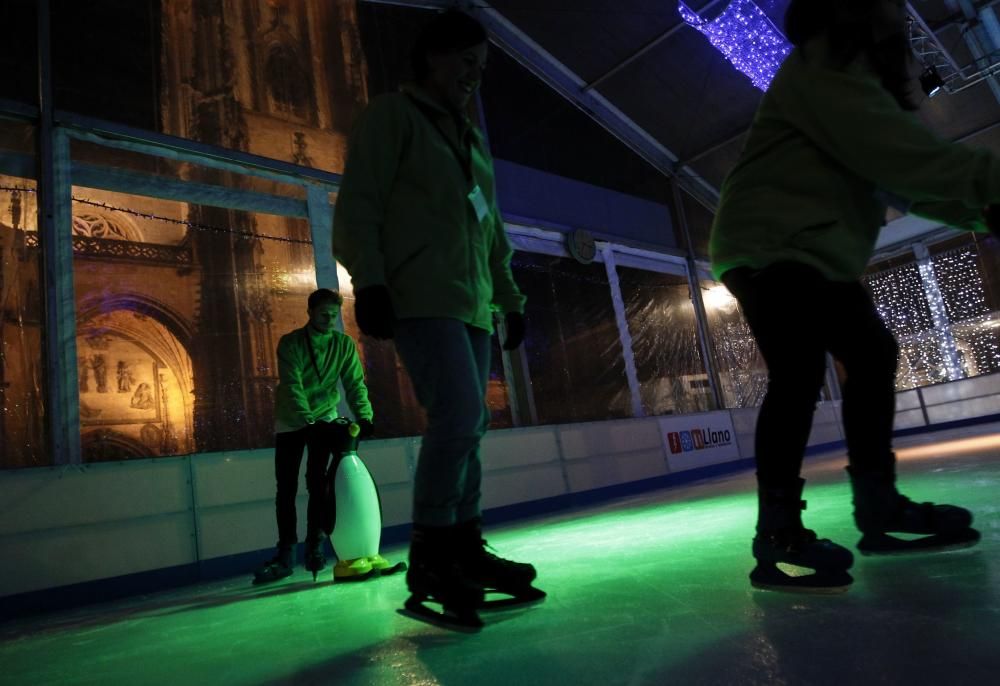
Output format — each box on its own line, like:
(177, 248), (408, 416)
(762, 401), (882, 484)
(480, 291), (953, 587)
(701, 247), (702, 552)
(393, 318), (491, 526)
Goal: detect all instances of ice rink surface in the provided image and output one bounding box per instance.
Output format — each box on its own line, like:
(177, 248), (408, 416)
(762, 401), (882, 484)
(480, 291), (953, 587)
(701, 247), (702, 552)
(3, 425), (999, 685)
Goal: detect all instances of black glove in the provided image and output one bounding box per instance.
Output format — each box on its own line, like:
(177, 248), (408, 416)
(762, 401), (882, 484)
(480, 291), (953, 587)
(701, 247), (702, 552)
(354, 285), (395, 340)
(986, 205), (1000, 238)
(356, 418), (375, 439)
(502, 311), (526, 350)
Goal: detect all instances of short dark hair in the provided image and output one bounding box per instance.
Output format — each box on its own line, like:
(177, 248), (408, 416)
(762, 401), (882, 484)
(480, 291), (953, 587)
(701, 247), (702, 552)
(308, 288), (343, 310)
(410, 9), (488, 83)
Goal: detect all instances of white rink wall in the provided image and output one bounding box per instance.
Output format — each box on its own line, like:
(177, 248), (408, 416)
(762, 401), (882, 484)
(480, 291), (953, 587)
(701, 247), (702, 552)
(3, 373), (999, 600)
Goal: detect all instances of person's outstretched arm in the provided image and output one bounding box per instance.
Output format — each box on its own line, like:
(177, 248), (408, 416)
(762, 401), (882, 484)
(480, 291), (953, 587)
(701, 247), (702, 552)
(908, 199), (988, 233)
(779, 52), (1000, 215)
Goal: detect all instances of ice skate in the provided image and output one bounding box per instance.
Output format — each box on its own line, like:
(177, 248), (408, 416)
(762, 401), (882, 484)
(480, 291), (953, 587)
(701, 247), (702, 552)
(303, 535), (326, 582)
(848, 467), (980, 556)
(399, 525), (484, 632)
(457, 518), (546, 608)
(402, 564), (485, 632)
(750, 479), (854, 594)
(252, 544), (294, 585)
(750, 529), (854, 593)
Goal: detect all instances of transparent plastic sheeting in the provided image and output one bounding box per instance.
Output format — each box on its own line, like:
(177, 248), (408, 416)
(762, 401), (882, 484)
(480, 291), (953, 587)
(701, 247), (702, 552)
(0, 119), (46, 468)
(0, 179), (45, 468)
(60, 185), (506, 461)
(69, 185), (318, 462)
(513, 252), (631, 425)
(865, 239), (1000, 391)
(617, 266), (712, 416)
(930, 243), (1000, 382)
(701, 280), (767, 409)
(4, 178), (505, 465)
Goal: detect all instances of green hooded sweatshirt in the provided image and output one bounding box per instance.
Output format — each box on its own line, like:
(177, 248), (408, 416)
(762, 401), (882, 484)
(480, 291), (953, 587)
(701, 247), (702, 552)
(710, 35), (1000, 282)
(273, 327), (373, 434)
(332, 85), (525, 332)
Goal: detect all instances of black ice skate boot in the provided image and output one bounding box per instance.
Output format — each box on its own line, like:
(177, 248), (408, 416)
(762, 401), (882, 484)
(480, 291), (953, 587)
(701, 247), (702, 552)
(455, 518), (546, 608)
(847, 466), (980, 555)
(750, 479), (854, 594)
(401, 525), (485, 632)
(303, 531), (327, 582)
(253, 543), (294, 585)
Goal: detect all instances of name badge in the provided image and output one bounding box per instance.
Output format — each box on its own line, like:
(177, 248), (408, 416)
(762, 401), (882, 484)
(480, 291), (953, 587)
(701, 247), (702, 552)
(467, 184), (490, 224)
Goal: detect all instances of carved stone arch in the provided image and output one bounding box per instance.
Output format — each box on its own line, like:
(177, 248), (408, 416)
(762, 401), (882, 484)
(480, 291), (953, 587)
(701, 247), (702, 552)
(78, 294), (194, 350)
(77, 294), (197, 457)
(81, 429), (151, 462)
(72, 209), (144, 242)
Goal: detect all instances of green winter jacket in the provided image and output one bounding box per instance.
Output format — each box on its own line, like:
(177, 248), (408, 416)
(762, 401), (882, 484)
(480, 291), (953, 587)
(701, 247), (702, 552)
(332, 85), (525, 332)
(710, 34), (1000, 282)
(273, 326), (373, 433)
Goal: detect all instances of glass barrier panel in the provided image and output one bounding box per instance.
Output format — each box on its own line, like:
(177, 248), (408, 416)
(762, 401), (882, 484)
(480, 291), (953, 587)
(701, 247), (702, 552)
(0, 121), (45, 467)
(512, 251), (630, 425)
(70, 183), (315, 460)
(700, 278), (766, 408)
(618, 266), (711, 415)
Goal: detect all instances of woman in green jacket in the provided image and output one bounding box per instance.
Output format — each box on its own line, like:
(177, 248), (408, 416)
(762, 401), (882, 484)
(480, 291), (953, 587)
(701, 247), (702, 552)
(333, 10), (543, 630)
(710, 0), (997, 593)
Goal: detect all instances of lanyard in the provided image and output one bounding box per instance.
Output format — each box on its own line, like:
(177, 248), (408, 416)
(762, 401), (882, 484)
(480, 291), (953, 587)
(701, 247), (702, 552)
(406, 94), (475, 184)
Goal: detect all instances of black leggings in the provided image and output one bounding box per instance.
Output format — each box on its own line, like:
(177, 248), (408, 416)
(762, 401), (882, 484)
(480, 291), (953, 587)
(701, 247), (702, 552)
(722, 262), (899, 488)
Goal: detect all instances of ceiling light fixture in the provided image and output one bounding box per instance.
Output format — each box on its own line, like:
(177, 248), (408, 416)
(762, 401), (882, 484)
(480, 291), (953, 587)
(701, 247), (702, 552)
(919, 64), (946, 97)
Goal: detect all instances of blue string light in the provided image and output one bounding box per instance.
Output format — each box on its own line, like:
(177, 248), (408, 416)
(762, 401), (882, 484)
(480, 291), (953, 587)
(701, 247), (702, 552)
(678, 0), (792, 91)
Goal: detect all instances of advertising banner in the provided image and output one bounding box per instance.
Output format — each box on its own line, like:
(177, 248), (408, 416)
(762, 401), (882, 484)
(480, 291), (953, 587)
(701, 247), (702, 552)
(659, 411), (740, 472)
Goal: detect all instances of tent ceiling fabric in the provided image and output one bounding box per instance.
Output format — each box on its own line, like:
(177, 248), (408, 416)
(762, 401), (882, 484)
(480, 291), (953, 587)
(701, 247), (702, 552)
(366, 1), (1000, 211)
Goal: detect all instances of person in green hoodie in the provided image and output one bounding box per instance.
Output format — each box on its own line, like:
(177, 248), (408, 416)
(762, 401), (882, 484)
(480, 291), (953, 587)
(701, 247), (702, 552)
(253, 288), (379, 584)
(710, 0), (998, 593)
(333, 10), (543, 630)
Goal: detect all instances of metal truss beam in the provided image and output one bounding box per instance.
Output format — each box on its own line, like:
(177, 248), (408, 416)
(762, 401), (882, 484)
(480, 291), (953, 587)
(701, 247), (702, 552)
(909, 1), (1000, 101)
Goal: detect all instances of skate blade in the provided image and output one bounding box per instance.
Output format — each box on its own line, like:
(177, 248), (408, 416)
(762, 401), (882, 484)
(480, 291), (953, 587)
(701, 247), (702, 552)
(750, 564), (853, 594)
(304, 563), (327, 577)
(858, 528), (981, 556)
(481, 586), (547, 610)
(399, 596), (483, 632)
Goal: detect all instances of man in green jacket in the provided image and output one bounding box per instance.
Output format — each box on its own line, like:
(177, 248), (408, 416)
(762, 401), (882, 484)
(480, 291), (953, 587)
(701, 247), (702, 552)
(710, 0), (996, 593)
(254, 288), (375, 583)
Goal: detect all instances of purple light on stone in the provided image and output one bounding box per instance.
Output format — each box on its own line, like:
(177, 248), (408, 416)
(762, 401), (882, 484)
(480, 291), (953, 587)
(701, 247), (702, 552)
(679, 0), (792, 90)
